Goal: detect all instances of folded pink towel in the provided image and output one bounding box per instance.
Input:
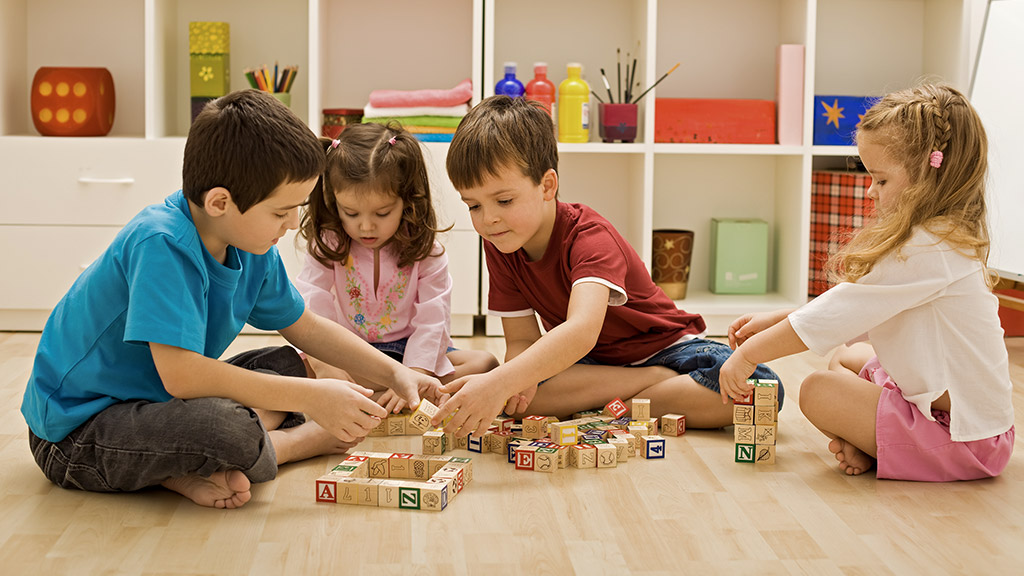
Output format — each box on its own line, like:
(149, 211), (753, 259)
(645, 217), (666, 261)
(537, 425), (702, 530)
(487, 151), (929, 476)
(369, 79), (473, 108)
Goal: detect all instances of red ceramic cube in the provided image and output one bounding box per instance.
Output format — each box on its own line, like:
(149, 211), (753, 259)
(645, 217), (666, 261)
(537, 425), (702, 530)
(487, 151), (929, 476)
(31, 67), (116, 136)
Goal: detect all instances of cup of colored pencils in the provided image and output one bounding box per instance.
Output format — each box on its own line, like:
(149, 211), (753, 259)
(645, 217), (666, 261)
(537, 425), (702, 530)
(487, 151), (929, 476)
(245, 63), (298, 107)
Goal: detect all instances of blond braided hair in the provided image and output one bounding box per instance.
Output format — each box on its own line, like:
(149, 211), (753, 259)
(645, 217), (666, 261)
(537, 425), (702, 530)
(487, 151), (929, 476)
(826, 84), (993, 287)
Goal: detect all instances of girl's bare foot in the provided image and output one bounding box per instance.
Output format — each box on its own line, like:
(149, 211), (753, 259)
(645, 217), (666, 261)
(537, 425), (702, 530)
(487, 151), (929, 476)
(828, 437), (875, 476)
(269, 420), (361, 465)
(162, 470), (252, 509)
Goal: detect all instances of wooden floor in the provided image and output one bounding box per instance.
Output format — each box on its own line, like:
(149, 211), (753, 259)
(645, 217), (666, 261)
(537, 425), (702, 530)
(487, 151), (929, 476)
(1, 331), (1023, 575)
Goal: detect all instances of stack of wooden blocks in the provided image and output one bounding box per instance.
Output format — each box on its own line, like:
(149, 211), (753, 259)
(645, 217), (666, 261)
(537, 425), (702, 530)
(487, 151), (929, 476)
(733, 379), (779, 464)
(315, 452), (473, 511)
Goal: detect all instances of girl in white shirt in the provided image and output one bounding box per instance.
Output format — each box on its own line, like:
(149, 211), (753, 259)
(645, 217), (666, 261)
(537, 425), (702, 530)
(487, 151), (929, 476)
(297, 123), (498, 412)
(720, 84), (1014, 481)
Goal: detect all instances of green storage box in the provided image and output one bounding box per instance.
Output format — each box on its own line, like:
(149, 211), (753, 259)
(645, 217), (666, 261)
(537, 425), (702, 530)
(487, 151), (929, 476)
(710, 218), (768, 294)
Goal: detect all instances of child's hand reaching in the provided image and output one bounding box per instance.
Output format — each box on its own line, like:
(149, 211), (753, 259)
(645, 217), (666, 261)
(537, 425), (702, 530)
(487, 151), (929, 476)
(728, 309), (792, 349)
(377, 372), (449, 414)
(431, 373), (508, 438)
(502, 383), (538, 417)
(719, 348), (757, 404)
(305, 379), (389, 442)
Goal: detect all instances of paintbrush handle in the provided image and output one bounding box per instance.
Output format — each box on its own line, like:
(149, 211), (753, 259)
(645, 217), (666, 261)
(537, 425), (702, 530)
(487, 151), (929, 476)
(629, 63), (679, 104)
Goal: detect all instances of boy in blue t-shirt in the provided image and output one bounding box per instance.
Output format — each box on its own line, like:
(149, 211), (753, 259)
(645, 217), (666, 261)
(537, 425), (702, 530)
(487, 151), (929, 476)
(21, 90), (442, 509)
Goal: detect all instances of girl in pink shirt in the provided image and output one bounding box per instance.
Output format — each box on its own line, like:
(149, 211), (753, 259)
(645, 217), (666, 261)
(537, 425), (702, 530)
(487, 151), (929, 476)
(297, 123), (497, 412)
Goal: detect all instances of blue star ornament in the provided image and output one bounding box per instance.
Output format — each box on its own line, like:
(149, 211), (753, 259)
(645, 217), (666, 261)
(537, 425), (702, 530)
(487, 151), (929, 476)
(813, 95), (877, 145)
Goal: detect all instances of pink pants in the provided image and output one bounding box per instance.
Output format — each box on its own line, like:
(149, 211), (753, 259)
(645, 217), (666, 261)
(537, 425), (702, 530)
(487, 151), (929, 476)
(861, 357), (1014, 481)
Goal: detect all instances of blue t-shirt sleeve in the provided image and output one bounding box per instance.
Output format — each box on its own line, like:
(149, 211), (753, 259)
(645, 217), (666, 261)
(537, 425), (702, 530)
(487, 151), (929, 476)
(247, 246), (306, 331)
(123, 234), (207, 354)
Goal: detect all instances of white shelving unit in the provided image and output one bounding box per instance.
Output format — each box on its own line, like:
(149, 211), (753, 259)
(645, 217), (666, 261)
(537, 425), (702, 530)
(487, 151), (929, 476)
(0, 0), (977, 336)
(0, 0), (483, 334)
(483, 0), (974, 335)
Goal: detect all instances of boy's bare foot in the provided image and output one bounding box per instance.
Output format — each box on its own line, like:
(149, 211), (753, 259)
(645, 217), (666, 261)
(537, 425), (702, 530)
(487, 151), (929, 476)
(162, 470), (252, 509)
(828, 437), (875, 476)
(269, 420), (360, 465)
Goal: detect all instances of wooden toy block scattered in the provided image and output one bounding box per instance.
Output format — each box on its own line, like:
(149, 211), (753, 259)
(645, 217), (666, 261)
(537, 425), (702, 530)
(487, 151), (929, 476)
(571, 444), (597, 468)
(467, 434), (484, 453)
(640, 435), (666, 459)
(534, 448), (558, 472)
(522, 415), (548, 439)
(595, 443), (618, 468)
(407, 399), (440, 433)
(603, 397), (629, 418)
(515, 445), (537, 470)
(422, 430), (447, 455)
(735, 443), (755, 463)
(631, 398), (651, 420)
(661, 414), (685, 436)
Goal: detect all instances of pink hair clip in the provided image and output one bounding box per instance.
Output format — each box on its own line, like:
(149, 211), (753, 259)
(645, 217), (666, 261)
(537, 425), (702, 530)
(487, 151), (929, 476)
(330, 139), (340, 150)
(388, 136), (397, 146)
(929, 150), (943, 168)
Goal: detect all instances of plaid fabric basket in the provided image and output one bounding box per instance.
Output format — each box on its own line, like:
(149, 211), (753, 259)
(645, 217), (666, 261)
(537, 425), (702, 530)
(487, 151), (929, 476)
(808, 171), (873, 296)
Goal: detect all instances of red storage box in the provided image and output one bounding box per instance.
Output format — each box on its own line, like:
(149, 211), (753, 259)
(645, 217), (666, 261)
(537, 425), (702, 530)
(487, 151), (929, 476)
(654, 98), (775, 144)
(809, 170), (873, 296)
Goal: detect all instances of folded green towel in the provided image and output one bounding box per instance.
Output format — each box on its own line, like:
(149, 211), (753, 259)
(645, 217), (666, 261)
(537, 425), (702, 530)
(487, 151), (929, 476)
(362, 115), (463, 128)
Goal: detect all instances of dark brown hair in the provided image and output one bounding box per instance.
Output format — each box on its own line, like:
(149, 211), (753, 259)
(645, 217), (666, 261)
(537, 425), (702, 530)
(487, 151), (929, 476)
(183, 89), (324, 213)
(300, 122), (449, 268)
(446, 95), (558, 190)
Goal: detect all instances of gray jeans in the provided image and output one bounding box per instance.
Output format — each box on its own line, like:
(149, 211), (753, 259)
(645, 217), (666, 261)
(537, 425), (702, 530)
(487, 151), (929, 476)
(28, 346), (307, 493)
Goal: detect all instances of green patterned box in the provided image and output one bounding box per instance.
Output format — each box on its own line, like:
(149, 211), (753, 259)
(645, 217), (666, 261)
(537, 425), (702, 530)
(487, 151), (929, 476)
(189, 21), (230, 54)
(190, 54), (230, 98)
(710, 218), (768, 294)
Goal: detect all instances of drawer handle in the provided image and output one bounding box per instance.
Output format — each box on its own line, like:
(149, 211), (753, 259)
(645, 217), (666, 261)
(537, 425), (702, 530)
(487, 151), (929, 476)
(78, 176), (136, 185)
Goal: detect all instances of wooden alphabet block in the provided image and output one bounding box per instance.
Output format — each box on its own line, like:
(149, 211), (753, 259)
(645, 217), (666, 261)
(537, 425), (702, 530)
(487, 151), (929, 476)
(734, 391), (754, 405)
(608, 436), (629, 461)
(422, 430), (446, 455)
(315, 477), (338, 503)
(386, 413), (408, 436)
(595, 443), (618, 468)
(735, 443), (756, 463)
(631, 398), (651, 420)
(603, 397), (629, 418)
(427, 455), (453, 476)
(733, 404), (754, 426)
(515, 445), (537, 470)
(489, 431), (512, 454)
(447, 457), (474, 485)
(388, 453), (414, 479)
(467, 434), (484, 453)
(550, 422), (576, 446)
(660, 414), (685, 436)
(454, 433), (468, 450)
(355, 479), (381, 506)
(522, 415), (548, 439)
(417, 481), (449, 511)
(367, 453), (392, 478)
(377, 480), (403, 508)
(755, 424), (777, 446)
(753, 379), (779, 406)
(640, 435), (666, 459)
(571, 444), (597, 468)
(754, 444), (776, 464)
(734, 424), (755, 444)
(492, 416), (514, 433)
(407, 399), (440, 433)
(534, 448), (558, 473)
(409, 454), (430, 480)
(755, 405), (778, 426)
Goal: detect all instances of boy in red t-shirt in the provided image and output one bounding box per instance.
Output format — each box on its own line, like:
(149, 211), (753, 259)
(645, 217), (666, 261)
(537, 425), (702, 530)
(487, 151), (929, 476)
(433, 96), (782, 435)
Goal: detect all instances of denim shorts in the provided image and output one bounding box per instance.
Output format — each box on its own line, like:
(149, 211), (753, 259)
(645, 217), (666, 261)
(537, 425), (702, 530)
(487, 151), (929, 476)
(549, 338), (784, 408)
(636, 338), (784, 409)
(370, 338), (456, 363)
